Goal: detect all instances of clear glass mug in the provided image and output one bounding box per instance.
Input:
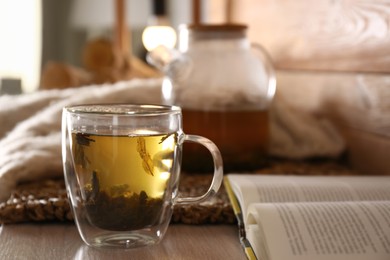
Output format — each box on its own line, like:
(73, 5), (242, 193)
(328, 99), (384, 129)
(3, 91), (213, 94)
(62, 104), (223, 248)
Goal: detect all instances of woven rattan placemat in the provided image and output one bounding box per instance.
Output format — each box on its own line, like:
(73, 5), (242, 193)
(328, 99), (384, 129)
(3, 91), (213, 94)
(0, 174), (236, 225)
(0, 160), (356, 225)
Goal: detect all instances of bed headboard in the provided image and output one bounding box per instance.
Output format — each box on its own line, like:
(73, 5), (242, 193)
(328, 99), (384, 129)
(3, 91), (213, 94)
(206, 0), (390, 73)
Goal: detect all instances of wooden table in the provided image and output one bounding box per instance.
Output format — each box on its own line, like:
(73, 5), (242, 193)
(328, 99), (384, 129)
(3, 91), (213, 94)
(0, 223), (246, 259)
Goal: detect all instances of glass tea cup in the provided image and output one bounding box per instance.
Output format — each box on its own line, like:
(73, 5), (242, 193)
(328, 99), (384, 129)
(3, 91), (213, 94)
(62, 104), (223, 249)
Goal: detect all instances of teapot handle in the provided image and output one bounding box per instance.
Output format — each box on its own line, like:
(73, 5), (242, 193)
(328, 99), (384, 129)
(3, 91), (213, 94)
(251, 43), (277, 102)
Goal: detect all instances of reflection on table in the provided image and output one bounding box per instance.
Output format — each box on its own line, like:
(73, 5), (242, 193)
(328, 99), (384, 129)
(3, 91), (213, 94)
(0, 223), (245, 259)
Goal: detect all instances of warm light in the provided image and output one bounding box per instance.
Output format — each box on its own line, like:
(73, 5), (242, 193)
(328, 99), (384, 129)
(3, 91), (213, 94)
(0, 0), (42, 92)
(142, 25), (177, 51)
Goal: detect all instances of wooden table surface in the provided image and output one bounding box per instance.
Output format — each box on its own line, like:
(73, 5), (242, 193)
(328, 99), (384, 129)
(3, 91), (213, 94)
(0, 223), (246, 260)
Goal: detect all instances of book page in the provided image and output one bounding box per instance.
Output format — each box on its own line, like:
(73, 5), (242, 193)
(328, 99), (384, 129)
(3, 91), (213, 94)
(247, 201), (390, 260)
(227, 174), (390, 219)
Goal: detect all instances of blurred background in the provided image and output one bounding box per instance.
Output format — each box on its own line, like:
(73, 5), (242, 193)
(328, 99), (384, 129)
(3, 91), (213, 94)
(0, 0), (199, 93)
(2, 0), (389, 93)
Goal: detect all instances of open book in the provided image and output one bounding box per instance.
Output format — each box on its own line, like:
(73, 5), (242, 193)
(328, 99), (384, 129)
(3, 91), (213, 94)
(224, 174), (390, 260)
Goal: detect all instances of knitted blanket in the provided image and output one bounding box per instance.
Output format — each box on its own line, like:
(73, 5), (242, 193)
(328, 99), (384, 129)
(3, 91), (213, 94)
(0, 78), (345, 202)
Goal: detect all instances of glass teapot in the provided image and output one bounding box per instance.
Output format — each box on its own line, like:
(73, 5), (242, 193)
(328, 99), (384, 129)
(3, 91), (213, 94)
(148, 24), (276, 172)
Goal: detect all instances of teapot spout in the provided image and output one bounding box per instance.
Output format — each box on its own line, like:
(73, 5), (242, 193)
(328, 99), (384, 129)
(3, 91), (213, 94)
(146, 46), (181, 72)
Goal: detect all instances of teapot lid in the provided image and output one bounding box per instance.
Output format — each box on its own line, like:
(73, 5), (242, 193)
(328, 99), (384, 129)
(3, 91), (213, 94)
(184, 23), (247, 32)
(179, 23), (248, 41)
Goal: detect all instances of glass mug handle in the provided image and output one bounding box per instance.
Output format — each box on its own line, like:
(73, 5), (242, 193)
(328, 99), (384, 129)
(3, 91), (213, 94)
(175, 134), (223, 205)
